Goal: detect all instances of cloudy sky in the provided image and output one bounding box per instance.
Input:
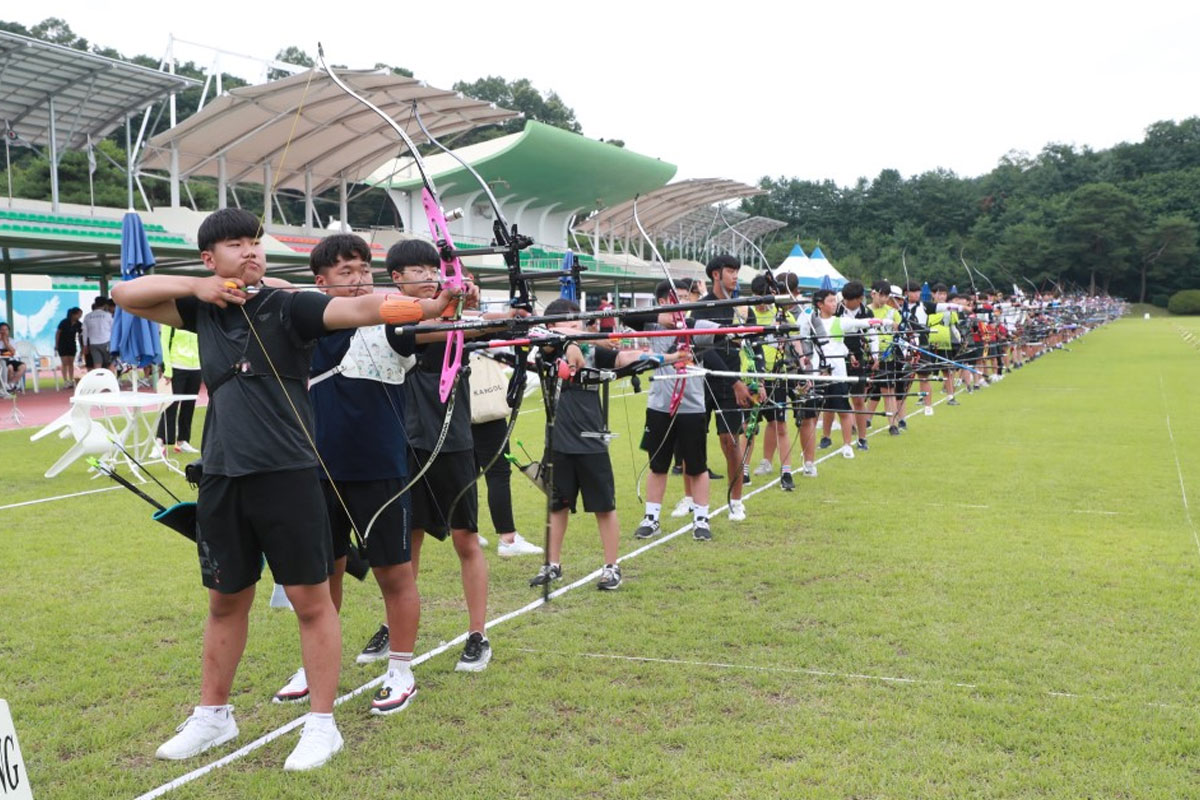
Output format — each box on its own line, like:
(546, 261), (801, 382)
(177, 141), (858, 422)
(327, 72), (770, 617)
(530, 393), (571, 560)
(11, 1), (1200, 187)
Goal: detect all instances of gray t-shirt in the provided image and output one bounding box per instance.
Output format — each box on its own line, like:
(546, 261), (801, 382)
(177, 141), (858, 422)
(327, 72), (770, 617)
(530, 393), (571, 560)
(177, 288), (331, 477)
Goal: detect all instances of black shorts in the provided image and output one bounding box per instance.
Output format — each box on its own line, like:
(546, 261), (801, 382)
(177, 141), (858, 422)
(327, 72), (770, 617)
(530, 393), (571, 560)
(322, 479), (412, 567)
(409, 448), (478, 539)
(848, 365), (870, 397)
(760, 382), (790, 422)
(550, 451), (616, 513)
(196, 468), (333, 593)
(642, 409), (707, 476)
(800, 381), (850, 420)
(708, 400), (745, 437)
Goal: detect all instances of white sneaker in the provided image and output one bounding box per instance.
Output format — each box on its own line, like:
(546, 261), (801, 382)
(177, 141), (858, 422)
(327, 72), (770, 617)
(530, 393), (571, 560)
(728, 500), (746, 522)
(752, 458), (773, 476)
(273, 667), (309, 704)
(156, 706), (238, 760)
(842, 445), (855, 459)
(269, 583), (293, 610)
(175, 441), (200, 454)
(924, 406), (933, 416)
(369, 670), (417, 716)
(476, 534), (489, 548)
(284, 716), (344, 771)
(670, 496), (694, 518)
(497, 532), (543, 557)
(802, 462), (818, 478)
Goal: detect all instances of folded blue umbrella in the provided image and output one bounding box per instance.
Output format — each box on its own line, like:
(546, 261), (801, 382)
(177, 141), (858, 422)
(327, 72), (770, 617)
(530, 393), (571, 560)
(559, 250), (578, 301)
(920, 281), (932, 303)
(819, 274), (833, 291)
(110, 212), (162, 368)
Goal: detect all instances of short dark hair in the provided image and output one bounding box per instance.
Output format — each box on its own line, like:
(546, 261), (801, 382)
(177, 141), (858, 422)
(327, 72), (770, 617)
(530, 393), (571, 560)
(654, 279), (682, 302)
(871, 279), (892, 295)
(386, 238), (439, 273)
(932, 283), (948, 294)
(197, 208), (261, 253)
(750, 274), (770, 296)
(781, 272), (799, 293)
(904, 281), (922, 292)
(310, 233), (372, 276)
(705, 253), (739, 280)
(841, 281), (864, 301)
(812, 288), (834, 306)
(544, 298), (580, 317)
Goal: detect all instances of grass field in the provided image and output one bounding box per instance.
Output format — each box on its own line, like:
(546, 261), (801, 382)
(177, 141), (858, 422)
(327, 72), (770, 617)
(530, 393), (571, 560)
(2, 315), (1199, 799)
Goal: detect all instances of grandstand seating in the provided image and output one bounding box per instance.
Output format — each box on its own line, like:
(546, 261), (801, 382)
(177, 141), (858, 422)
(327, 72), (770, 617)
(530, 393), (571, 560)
(0, 208), (188, 246)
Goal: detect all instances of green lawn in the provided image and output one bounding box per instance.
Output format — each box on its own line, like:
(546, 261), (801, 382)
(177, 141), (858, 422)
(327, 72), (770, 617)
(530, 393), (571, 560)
(2, 316), (1199, 799)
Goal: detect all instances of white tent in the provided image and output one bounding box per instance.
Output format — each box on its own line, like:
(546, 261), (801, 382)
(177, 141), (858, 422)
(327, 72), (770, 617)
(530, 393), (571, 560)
(774, 244), (848, 289)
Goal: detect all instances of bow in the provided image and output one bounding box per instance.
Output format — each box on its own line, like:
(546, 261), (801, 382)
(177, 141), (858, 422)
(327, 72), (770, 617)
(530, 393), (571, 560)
(406, 99), (538, 526)
(317, 44), (469, 540)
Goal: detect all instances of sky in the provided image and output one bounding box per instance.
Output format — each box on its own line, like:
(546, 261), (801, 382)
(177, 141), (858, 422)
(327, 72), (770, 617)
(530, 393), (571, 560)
(10, 1), (1200, 189)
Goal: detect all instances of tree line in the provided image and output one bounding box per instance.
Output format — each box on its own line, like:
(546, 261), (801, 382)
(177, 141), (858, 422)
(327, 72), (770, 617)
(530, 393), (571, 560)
(740, 121), (1200, 304)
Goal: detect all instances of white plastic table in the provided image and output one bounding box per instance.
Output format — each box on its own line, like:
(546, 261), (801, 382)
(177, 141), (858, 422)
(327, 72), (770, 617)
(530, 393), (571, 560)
(70, 391), (199, 476)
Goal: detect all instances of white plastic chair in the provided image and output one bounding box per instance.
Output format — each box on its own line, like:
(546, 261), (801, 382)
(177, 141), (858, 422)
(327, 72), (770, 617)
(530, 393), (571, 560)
(30, 368), (120, 442)
(41, 408), (114, 478)
(10, 340), (36, 392)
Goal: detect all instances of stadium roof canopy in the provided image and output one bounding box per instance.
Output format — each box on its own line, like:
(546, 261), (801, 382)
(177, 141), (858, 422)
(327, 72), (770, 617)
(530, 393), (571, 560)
(369, 120), (677, 217)
(0, 30), (200, 150)
(574, 178), (765, 241)
(139, 68), (519, 195)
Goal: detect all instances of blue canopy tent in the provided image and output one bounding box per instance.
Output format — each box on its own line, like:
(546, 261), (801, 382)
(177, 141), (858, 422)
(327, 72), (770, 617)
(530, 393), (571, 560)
(109, 212), (162, 378)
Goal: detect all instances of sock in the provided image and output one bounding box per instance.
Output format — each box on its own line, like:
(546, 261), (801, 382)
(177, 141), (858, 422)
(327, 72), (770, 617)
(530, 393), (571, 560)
(693, 505), (710, 522)
(781, 464), (791, 474)
(306, 711), (335, 731)
(388, 651), (413, 680)
(644, 502), (661, 520)
(196, 705), (231, 718)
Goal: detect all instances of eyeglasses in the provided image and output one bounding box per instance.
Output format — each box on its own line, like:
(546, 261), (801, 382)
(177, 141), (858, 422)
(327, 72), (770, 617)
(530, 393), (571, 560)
(402, 266), (440, 278)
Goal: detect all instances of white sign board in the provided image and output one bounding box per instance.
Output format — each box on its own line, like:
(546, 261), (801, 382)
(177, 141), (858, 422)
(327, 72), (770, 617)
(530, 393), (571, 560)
(0, 700), (32, 799)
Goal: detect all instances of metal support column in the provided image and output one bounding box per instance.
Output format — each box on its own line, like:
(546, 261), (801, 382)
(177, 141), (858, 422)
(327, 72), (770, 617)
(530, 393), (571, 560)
(304, 169), (315, 234)
(3, 250), (14, 329)
(48, 97), (60, 212)
(263, 163), (273, 227)
(217, 156), (227, 209)
(339, 175), (349, 232)
(125, 116), (135, 210)
(169, 143), (181, 208)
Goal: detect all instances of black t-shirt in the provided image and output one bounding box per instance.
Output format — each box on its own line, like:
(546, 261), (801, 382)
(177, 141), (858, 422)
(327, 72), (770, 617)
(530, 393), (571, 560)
(551, 345), (617, 454)
(394, 334), (473, 453)
(177, 288), (331, 477)
(56, 319), (81, 352)
(691, 292), (742, 399)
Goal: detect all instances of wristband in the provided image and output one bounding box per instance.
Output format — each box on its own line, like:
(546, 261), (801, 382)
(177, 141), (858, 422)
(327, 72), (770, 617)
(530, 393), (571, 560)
(380, 294), (423, 325)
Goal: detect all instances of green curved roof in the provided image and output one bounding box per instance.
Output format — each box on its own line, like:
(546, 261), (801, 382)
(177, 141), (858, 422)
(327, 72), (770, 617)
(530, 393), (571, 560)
(375, 121), (676, 212)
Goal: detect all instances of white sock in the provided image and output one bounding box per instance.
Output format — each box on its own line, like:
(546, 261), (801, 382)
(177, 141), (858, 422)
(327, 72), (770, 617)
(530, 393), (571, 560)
(388, 651), (413, 681)
(306, 711), (335, 731)
(693, 505), (710, 522)
(196, 705), (230, 718)
(644, 502), (661, 520)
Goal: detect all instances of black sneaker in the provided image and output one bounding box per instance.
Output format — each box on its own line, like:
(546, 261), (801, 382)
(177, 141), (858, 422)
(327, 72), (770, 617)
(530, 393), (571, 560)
(455, 632), (491, 672)
(597, 564), (622, 590)
(779, 472), (795, 492)
(670, 464), (683, 475)
(692, 520), (712, 541)
(865, 419), (872, 429)
(898, 419), (907, 430)
(634, 517), (661, 539)
(856, 438), (869, 451)
(743, 468), (752, 486)
(356, 624), (390, 664)
(947, 397), (960, 406)
(529, 563), (563, 587)
(819, 436), (832, 449)
(707, 469), (724, 480)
